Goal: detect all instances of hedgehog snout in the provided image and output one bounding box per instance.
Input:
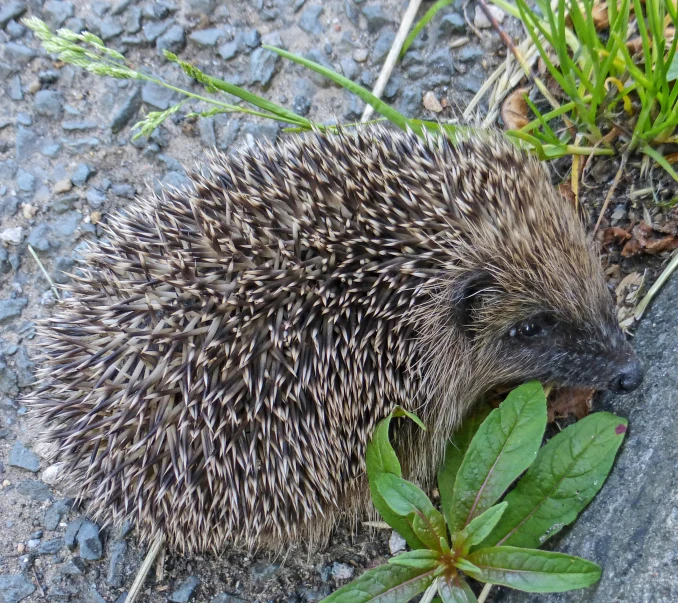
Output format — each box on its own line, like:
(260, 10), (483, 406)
(607, 348), (644, 394)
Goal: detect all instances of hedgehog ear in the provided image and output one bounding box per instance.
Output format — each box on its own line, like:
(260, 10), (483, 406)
(451, 271), (498, 332)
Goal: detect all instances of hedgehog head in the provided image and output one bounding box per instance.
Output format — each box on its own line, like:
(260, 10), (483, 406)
(416, 134), (642, 412)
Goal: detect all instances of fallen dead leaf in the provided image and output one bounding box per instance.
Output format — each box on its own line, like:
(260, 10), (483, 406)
(547, 387), (595, 422)
(558, 183), (576, 206)
(622, 221), (678, 256)
(600, 226), (632, 246)
(501, 87), (530, 130)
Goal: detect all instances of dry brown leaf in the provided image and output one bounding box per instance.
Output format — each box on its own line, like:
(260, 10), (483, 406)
(558, 183), (576, 206)
(600, 226), (632, 246)
(621, 221), (678, 256)
(616, 271), (644, 305)
(501, 87), (530, 130)
(547, 387), (595, 422)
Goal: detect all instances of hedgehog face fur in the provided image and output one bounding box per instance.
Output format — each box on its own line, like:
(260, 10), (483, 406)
(25, 126), (642, 554)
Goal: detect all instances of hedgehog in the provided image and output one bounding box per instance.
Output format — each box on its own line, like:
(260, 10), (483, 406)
(25, 126), (643, 555)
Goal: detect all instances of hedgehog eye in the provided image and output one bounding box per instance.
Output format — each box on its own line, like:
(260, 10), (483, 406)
(510, 315), (555, 339)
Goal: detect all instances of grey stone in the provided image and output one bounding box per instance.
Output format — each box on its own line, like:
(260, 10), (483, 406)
(62, 120), (99, 131)
(362, 3), (391, 33)
(60, 557), (85, 575)
(44, 499), (75, 531)
(38, 538), (64, 555)
(124, 6), (141, 33)
(71, 164), (96, 187)
(14, 347), (34, 387)
(304, 49), (335, 88)
(112, 183), (136, 198)
(3, 42), (35, 65)
(250, 47), (279, 88)
(458, 45), (484, 63)
(218, 40), (238, 60)
(64, 518), (85, 549)
(88, 585), (107, 603)
(160, 171), (192, 192)
(241, 122), (278, 143)
(498, 275), (678, 602)
(0, 362), (18, 395)
(15, 170), (35, 193)
(42, 1), (74, 29)
(0, 298), (27, 324)
(64, 16), (86, 33)
(15, 127), (39, 160)
(41, 142), (61, 158)
(111, 85), (142, 133)
(8, 442), (39, 472)
(142, 3), (172, 20)
(34, 90), (64, 119)
(343, 92), (364, 121)
(86, 188), (106, 208)
(16, 112), (31, 126)
(169, 576), (201, 603)
(99, 19), (123, 41)
(8, 75), (22, 101)
(106, 541), (127, 587)
(198, 117), (217, 148)
(372, 29), (395, 64)
(186, 0), (215, 14)
(0, 574), (36, 603)
(0, 159), (17, 181)
(77, 521), (103, 561)
(299, 4), (324, 35)
(238, 28), (261, 51)
(440, 12), (466, 36)
(428, 47), (456, 76)
(142, 82), (177, 110)
(396, 84), (422, 117)
(215, 116), (240, 150)
(16, 480), (53, 501)
(331, 562), (354, 581)
(292, 94), (312, 116)
(0, 1), (27, 28)
(143, 20), (170, 43)
(110, 0), (134, 15)
(340, 57), (359, 80)
(261, 30), (283, 48)
(53, 257), (75, 284)
(38, 69), (59, 83)
(157, 24), (186, 54)
(345, 0), (360, 26)
(189, 28), (225, 47)
(51, 212), (81, 238)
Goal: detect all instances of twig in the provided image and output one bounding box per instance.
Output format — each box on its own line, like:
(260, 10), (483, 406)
(361, 0), (423, 122)
(634, 249), (678, 320)
(28, 245), (60, 300)
(477, 0), (561, 112)
(32, 567), (46, 597)
(125, 533), (165, 603)
(463, 1), (484, 38)
(478, 583), (493, 603)
(593, 152), (629, 233)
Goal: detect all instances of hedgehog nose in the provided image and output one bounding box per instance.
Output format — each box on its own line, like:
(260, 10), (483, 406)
(609, 357), (644, 393)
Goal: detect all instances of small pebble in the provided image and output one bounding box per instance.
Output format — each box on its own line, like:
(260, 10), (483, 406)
(423, 91), (443, 113)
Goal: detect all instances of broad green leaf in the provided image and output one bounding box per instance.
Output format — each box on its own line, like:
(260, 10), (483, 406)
(449, 382), (547, 532)
(438, 403), (492, 527)
(454, 559), (481, 574)
(375, 473), (447, 551)
(438, 576), (478, 603)
(388, 550), (441, 570)
(460, 502), (507, 548)
(366, 414), (425, 549)
(264, 46), (422, 136)
(481, 412), (628, 549)
(321, 563), (436, 603)
(465, 547), (601, 593)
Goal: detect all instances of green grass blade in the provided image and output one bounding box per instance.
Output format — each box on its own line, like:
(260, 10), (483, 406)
(264, 45), (421, 135)
(642, 145), (678, 182)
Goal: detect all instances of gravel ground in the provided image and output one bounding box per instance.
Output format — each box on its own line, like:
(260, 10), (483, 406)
(0, 1), (516, 601)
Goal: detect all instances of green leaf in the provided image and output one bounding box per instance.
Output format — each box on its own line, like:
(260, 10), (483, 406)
(375, 473), (447, 551)
(387, 550), (441, 570)
(391, 406), (427, 431)
(366, 413), (426, 549)
(320, 563), (436, 603)
(641, 145), (678, 182)
(481, 412), (628, 549)
(465, 547), (601, 593)
(438, 403), (492, 528)
(454, 559), (481, 574)
(460, 502), (507, 548)
(448, 382), (547, 532)
(263, 45), (422, 136)
(438, 576), (478, 603)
